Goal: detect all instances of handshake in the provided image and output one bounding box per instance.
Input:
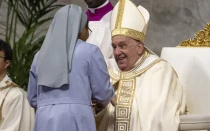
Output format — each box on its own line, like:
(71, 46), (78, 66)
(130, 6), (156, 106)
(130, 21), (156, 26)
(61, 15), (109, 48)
(92, 95), (116, 114)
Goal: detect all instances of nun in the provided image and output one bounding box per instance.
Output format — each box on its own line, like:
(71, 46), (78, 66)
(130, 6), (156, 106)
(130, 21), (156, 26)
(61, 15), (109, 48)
(27, 4), (114, 131)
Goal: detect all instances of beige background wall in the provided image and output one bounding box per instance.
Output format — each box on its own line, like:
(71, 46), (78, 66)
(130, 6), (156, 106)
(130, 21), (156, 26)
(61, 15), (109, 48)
(60, 0), (210, 55)
(1, 0), (210, 55)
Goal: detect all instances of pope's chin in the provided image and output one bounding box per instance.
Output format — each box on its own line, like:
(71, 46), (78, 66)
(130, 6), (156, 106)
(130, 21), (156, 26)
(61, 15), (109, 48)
(116, 59), (127, 71)
(117, 62), (128, 71)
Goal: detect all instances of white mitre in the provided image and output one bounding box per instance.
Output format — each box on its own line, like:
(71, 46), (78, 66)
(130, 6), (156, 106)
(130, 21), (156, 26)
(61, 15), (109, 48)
(111, 0), (150, 42)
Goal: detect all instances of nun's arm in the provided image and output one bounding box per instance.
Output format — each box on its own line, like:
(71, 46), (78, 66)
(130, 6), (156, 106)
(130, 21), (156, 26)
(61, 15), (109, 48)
(89, 46), (114, 107)
(27, 53), (38, 108)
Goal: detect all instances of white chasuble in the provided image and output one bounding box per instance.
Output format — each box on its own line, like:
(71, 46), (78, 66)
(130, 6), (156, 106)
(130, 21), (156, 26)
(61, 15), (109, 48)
(97, 50), (185, 131)
(0, 75), (34, 131)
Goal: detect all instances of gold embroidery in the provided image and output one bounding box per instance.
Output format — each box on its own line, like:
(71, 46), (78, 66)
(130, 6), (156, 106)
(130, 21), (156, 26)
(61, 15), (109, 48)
(113, 0), (146, 42)
(184, 105), (190, 115)
(112, 28), (145, 42)
(110, 51), (164, 131)
(115, 79), (136, 131)
(178, 22), (210, 47)
(122, 59), (164, 79)
(0, 81), (18, 91)
(109, 68), (120, 82)
(115, 0), (126, 29)
(113, 52), (148, 131)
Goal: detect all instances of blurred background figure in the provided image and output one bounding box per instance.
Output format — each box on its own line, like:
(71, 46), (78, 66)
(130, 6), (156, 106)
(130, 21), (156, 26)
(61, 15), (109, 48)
(84, 0), (114, 61)
(0, 39), (34, 131)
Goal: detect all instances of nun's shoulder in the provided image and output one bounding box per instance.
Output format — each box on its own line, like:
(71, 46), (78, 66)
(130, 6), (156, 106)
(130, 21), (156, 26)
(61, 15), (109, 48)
(77, 39), (100, 53)
(30, 51), (39, 65)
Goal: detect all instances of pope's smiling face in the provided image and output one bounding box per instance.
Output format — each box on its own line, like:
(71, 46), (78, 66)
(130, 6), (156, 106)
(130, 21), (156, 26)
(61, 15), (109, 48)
(112, 35), (144, 71)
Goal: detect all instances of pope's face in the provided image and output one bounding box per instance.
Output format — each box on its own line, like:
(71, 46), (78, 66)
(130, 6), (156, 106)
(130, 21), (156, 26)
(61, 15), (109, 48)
(84, 0), (106, 8)
(112, 35), (144, 71)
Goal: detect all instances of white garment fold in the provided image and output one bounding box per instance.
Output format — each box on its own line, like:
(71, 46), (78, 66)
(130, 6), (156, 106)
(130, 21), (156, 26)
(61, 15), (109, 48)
(0, 75), (34, 131)
(97, 54), (185, 131)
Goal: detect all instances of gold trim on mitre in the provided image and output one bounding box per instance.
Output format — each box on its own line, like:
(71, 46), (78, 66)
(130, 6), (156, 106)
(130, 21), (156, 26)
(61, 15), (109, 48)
(115, 0), (126, 29)
(112, 0), (147, 42)
(112, 28), (145, 42)
(178, 22), (210, 47)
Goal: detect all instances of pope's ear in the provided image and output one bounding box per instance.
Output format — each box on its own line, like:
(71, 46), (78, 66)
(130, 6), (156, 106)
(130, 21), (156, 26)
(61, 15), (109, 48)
(137, 41), (144, 55)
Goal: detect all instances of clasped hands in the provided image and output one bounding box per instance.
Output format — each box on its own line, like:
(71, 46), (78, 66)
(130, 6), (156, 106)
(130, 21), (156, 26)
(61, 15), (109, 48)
(92, 95), (116, 114)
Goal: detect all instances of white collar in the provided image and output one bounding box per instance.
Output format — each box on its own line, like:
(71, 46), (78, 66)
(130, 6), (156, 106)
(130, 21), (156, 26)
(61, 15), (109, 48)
(88, 0), (109, 13)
